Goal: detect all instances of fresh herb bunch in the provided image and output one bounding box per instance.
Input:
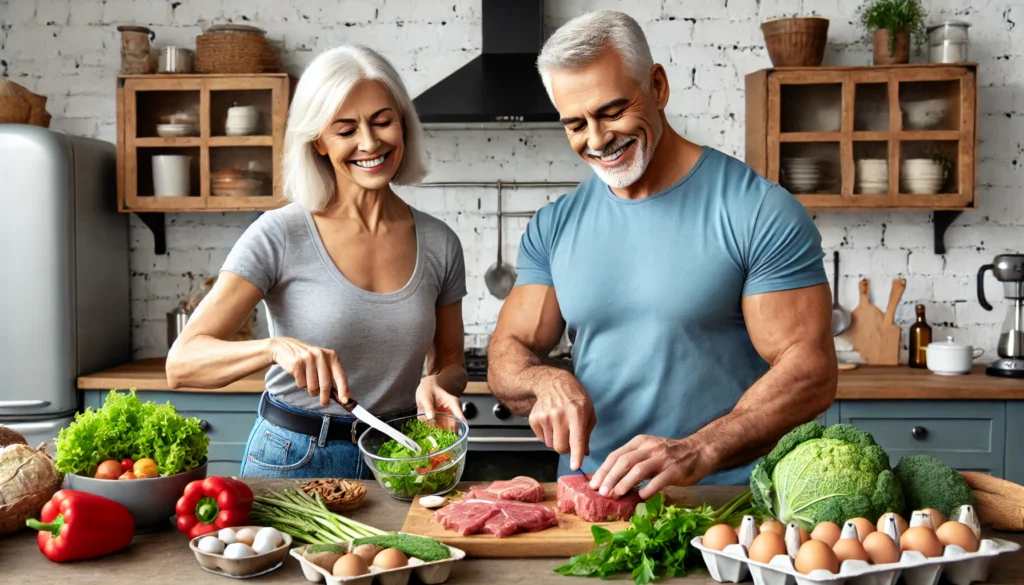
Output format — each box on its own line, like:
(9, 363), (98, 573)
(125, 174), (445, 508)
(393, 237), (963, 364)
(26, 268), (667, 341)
(54, 389), (209, 476)
(555, 490), (758, 585)
(375, 419), (461, 498)
(857, 0), (928, 55)
(352, 534), (452, 561)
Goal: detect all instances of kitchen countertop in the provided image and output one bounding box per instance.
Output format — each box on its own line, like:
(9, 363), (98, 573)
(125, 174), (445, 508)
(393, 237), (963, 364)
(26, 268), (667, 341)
(78, 358), (1024, 399)
(6, 479), (1023, 584)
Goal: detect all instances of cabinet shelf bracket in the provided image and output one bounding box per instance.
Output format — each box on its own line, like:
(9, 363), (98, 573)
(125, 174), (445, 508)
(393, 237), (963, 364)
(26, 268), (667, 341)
(134, 212), (167, 255)
(933, 210), (963, 255)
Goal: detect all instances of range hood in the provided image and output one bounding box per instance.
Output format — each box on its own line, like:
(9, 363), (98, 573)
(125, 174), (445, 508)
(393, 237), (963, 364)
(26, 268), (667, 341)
(413, 0), (559, 126)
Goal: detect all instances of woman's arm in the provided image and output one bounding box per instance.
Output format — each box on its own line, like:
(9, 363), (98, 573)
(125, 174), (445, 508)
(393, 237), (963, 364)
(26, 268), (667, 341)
(416, 300), (467, 420)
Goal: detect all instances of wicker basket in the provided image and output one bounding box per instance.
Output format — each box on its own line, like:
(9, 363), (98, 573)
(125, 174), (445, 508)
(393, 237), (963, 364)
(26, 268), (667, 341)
(761, 17), (830, 67)
(195, 24), (279, 74)
(301, 478), (368, 513)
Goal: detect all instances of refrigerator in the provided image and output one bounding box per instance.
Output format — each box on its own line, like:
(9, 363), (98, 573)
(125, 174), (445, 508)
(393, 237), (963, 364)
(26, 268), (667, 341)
(0, 125), (130, 450)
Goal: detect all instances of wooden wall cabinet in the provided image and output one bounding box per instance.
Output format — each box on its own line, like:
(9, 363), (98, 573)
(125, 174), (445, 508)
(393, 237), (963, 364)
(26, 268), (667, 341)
(116, 73), (291, 213)
(746, 64), (977, 211)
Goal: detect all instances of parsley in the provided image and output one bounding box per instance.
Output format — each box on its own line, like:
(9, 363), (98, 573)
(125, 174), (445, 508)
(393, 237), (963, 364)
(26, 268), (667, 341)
(554, 490), (757, 585)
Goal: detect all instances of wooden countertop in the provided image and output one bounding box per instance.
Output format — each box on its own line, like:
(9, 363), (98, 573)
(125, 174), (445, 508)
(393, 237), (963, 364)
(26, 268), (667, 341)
(78, 358), (1024, 399)
(6, 480), (1023, 584)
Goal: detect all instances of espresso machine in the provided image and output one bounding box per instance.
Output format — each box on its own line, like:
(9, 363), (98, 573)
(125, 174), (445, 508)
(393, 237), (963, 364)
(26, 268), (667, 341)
(978, 254), (1024, 378)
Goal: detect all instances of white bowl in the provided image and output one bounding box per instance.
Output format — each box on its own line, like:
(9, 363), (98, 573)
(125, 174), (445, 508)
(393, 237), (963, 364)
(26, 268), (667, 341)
(902, 97), (949, 129)
(156, 124), (198, 137)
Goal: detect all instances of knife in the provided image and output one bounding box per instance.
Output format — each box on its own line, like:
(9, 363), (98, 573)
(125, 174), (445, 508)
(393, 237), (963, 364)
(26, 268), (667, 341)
(340, 397), (423, 455)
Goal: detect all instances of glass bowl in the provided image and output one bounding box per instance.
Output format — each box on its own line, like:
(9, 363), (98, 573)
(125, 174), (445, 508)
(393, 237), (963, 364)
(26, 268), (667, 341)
(357, 413), (468, 501)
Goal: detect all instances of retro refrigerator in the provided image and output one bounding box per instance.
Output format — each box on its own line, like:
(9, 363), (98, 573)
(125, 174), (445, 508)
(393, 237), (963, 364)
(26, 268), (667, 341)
(0, 125), (130, 450)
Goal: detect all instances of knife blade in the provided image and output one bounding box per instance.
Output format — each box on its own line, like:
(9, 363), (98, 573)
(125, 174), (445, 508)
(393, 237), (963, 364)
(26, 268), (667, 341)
(341, 397), (422, 455)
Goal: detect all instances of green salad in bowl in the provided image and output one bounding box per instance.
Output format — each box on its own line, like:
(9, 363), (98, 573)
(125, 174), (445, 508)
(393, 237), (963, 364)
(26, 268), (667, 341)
(357, 414), (468, 500)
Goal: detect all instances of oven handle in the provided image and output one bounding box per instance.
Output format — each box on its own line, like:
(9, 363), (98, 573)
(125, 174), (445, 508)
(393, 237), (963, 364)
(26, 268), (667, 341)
(467, 436), (542, 443)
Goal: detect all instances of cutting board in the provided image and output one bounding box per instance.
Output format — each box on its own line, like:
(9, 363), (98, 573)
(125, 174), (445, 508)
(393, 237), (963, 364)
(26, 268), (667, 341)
(400, 483), (634, 558)
(849, 278), (906, 365)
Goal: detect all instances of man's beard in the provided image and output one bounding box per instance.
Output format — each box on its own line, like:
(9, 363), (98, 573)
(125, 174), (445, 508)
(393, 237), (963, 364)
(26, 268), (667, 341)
(585, 133), (652, 189)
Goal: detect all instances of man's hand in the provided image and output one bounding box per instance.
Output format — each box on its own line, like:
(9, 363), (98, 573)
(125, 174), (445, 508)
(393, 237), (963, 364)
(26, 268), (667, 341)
(528, 374), (596, 471)
(589, 435), (710, 500)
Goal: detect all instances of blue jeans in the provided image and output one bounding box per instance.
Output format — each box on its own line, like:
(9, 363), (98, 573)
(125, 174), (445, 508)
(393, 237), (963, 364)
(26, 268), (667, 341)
(239, 394), (370, 479)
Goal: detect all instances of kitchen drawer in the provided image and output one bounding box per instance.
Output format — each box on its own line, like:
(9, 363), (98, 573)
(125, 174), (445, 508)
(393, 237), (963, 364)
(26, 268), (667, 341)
(839, 401), (1005, 476)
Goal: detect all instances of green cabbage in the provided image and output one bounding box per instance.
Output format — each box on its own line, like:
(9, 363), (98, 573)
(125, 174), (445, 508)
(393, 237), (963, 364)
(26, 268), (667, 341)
(750, 422), (904, 529)
(54, 389), (209, 476)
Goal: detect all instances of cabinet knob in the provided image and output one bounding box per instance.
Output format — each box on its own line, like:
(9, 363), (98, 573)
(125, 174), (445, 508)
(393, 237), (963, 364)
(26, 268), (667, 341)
(911, 426), (928, 440)
(461, 402), (477, 419)
(493, 403), (511, 420)
(198, 419), (210, 432)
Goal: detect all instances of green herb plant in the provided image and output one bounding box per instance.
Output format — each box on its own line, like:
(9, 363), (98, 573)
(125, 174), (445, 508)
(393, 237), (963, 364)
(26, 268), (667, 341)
(375, 418), (461, 498)
(54, 388), (209, 476)
(857, 0), (928, 55)
(555, 491), (757, 585)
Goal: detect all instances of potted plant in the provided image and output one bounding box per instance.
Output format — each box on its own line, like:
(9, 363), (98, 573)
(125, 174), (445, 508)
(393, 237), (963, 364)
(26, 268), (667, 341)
(858, 0), (927, 65)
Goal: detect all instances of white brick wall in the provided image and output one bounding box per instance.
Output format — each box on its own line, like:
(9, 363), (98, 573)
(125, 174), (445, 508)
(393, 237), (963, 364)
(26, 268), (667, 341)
(3, 0), (1021, 363)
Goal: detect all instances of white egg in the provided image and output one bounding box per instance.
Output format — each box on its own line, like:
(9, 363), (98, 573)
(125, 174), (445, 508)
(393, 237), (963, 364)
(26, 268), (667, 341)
(197, 536), (225, 554)
(251, 536), (277, 555)
(223, 543), (255, 559)
(254, 527), (283, 548)
(234, 527), (258, 546)
(218, 528), (238, 544)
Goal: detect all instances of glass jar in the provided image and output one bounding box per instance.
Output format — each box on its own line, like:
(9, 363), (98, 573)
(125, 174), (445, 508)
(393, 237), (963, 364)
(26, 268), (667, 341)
(927, 21), (970, 63)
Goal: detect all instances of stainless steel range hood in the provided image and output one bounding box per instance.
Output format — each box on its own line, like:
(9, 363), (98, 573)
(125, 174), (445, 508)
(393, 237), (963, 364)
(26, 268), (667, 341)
(412, 0), (560, 127)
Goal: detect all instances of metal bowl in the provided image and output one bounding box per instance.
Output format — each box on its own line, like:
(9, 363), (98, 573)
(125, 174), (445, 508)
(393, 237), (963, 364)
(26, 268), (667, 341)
(358, 414), (468, 501)
(65, 461), (208, 533)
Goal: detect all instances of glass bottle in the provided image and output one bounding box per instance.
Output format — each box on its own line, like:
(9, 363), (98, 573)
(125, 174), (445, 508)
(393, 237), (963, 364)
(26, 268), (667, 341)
(909, 304), (932, 368)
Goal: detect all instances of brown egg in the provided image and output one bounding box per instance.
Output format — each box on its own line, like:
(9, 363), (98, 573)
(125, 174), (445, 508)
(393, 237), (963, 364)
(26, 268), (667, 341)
(849, 518), (876, 541)
(702, 523), (739, 551)
(876, 512), (909, 534)
(900, 526), (944, 558)
(748, 531), (788, 564)
(921, 508), (947, 528)
(833, 538), (871, 564)
(811, 521), (842, 547)
(795, 540), (840, 574)
(863, 531), (900, 564)
(371, 548), (408, 570)
(333, 554), (370, 577)
(936, 521), (979, 553)
(760, 520), (785, 537)
(798, 526), (810, 543)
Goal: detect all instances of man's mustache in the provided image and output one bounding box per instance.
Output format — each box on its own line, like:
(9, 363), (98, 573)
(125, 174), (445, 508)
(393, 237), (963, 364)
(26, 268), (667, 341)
(585, 136), (636, 158)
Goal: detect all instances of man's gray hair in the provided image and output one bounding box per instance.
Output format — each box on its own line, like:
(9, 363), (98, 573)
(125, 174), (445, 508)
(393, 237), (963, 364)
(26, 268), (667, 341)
(536, 10), (654, 103)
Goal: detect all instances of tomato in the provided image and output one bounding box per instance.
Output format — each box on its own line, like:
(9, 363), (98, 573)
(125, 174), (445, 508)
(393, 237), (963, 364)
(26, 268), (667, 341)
(120, 458), (134, 472)
(133, 457), (159, 479)
(95, 460), (124, 480)
(118, 470), (138, 480)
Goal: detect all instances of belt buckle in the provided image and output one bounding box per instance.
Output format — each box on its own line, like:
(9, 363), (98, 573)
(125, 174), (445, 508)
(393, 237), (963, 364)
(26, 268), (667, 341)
(351, 420), (359, 444)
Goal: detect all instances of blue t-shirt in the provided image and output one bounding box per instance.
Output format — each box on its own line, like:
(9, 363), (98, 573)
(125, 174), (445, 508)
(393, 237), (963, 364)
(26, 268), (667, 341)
(515, 146), (827, 485)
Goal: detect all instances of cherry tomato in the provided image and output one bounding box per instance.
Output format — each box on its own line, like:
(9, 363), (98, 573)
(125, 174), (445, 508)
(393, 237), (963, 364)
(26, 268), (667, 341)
(120, 458), (134, 472)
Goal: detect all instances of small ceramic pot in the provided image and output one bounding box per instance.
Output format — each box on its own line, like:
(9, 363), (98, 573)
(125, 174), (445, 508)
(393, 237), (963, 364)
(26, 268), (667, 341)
(925, 335), (984, 375)
(873, 28), (910, 65)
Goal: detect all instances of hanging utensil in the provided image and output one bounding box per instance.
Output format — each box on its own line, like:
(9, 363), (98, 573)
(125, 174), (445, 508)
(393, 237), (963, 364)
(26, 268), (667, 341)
(831, 250), (852, 335)
(484, 182), (517, 300)
(339, 397), (422, 455)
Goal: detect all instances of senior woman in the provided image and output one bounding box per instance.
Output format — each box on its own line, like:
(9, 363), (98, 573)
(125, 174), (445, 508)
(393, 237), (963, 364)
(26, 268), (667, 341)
(166, 45), (467, 479)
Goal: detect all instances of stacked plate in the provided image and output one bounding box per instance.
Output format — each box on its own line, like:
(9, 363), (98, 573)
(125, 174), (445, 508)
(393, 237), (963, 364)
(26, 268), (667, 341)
(901, 158), (947, 194)
(856, 158), (888, 194)
(780, 158), (825, 193)
(156, 123), (199, 137)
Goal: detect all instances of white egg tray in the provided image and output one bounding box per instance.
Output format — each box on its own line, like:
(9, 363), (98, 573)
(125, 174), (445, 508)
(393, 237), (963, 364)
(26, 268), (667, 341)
(290, 537), (466, 585)
(692, 536), (1020, 585)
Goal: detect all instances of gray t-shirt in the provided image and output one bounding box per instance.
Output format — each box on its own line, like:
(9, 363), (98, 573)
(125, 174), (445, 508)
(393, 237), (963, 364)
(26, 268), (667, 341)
(221, 203), (466, 416)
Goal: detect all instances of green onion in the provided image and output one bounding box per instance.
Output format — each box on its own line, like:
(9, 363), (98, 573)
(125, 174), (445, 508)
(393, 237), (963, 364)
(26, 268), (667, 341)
(249, 488), (386, 544)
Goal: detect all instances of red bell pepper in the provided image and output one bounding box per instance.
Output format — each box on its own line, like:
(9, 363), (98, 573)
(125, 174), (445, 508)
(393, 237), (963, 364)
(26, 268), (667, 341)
(26, 490), (135, 562)
(175, 476), (253, 538)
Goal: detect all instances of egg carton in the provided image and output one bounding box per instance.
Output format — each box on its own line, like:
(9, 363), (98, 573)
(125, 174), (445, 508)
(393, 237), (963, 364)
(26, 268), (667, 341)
(290, 537), (466, 585)
(691, 536), (1020, 585)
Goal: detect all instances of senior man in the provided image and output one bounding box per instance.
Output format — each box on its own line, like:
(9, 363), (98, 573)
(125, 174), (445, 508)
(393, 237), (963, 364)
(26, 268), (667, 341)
(487, 10), (837, 498)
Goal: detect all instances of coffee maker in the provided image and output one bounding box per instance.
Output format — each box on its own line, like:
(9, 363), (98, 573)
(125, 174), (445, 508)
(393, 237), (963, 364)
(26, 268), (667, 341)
(978, 254), (1024, 378)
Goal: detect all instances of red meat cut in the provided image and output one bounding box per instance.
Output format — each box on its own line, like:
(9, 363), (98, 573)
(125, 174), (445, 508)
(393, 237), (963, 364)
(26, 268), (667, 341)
(557, 474), (644, 522)
(434, 499), (557, 537)
(464, 476), (545, 502)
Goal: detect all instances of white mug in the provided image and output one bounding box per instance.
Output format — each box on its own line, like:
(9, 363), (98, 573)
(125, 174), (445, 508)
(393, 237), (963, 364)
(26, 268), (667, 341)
(152, 155), (191, 196)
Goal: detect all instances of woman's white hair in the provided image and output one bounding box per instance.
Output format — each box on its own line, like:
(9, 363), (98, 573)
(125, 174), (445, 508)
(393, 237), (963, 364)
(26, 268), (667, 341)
(283, 45), (427, 211)
(536, 10), (654, 103)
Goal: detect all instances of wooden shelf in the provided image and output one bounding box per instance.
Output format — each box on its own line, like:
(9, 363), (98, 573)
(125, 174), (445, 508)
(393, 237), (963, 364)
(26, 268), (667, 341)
(136, 137), (202, 147)
(208, 136), (273, 147)
(779, 132), (841, 142)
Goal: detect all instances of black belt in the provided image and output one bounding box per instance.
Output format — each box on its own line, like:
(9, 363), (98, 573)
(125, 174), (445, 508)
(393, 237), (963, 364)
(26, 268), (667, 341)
(260, 396), (417, 445)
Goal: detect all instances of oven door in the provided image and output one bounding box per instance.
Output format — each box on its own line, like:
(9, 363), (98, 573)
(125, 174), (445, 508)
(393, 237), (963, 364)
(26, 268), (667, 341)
(462, 427), (559, 483)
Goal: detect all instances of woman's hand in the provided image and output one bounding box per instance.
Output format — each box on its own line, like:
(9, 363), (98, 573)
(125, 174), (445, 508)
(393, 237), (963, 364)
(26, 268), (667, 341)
(415, 376), (465, 427)
(270, 337), (350, 407)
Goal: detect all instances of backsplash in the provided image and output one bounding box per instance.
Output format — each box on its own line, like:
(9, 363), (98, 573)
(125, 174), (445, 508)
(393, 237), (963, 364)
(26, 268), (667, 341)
(2, 0), (1021, 361)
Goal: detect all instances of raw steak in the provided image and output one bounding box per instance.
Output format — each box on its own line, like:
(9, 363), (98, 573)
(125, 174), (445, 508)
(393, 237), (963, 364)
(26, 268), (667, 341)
(464, 476), (545, 503)
(557, 474), (644, 522)
(434, 499), (558, 538)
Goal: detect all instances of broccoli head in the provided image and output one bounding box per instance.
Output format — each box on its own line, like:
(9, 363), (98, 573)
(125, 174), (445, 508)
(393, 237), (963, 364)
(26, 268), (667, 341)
(893, 454), (974, 518)
(750, 422), (904, 529)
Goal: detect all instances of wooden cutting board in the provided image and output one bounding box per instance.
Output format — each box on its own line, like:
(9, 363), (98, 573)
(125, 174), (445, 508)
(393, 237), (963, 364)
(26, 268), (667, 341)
(399, 483), (633, 558)
(849, 278), (906, 365)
